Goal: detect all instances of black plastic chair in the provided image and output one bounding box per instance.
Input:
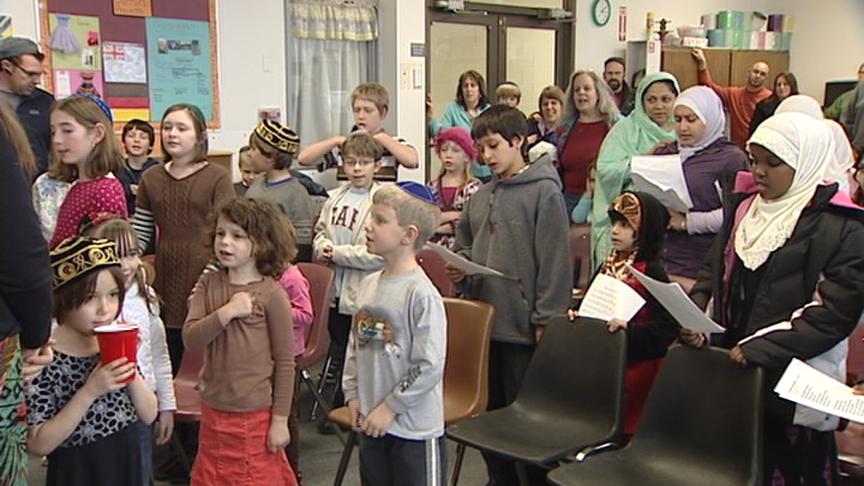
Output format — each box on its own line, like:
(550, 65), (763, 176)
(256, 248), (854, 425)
(547, 346), (764, 486)
(446, 317), (627, 484)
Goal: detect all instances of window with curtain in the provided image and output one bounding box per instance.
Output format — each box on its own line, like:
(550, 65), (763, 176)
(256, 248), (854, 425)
(286, 0), (379, 187)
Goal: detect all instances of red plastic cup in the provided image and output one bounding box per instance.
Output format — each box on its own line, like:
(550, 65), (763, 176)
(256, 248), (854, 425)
(94, 324), (138, 383)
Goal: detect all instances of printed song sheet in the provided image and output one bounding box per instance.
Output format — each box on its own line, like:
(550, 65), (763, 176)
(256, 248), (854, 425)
(775, 359), (864, 423)
(578, 273), (646, 322)
(627, 265), (726, 333)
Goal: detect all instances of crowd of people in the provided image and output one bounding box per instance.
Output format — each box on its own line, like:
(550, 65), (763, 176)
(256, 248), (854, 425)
(1, 30), (864, 486)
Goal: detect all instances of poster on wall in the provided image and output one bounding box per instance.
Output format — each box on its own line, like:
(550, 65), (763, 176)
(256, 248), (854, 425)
(48, 14), (102, 71)
(145, 17), (213, 121)
(0, 15), (12, 38)
(54, 69), (104, 99)
(103, 41), (146, 83)
(113, 0), (152, 17)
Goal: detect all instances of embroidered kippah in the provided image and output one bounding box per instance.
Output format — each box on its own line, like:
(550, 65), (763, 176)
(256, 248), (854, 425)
(73, 93), (113, 123)
(396, 181), (437, 205)
(50, 236), (120, 290)
(254, 119), (300, 155)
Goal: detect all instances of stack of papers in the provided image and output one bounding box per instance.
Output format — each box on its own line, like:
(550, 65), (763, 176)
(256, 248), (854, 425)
(627, 265), (726, 334)
(578, 273), (646, 322)
(775, 359), (864, 423)
(630, 155), (693, 214)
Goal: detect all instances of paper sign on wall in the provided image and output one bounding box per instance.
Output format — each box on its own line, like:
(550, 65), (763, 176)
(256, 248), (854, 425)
(103, 42), (146, 83)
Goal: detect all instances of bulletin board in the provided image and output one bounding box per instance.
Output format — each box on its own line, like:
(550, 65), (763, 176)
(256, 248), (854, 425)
(38, 0), (221, 129)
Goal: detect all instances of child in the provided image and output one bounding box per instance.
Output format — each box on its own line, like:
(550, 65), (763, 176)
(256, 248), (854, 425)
(234, 145), (259, 196)
(312, 132), (385, 418)
(89, 218), (176, 486)
(245, 120), (321, 262)
(447, 105), (571, 485)
(344, 182), (447, 485)
(183, 198), (297, 485)
(26, 236), (158, 485)
(495, 81), (522, 109)
(427, 127), (482, 249)
(298, 82), (419, 182)
(37, 95), (128, 248)
(571, 159), (596, 224)
(132, 103), (234, 370)
(569, 191), (679, 436)
(118, 119), (160, 216)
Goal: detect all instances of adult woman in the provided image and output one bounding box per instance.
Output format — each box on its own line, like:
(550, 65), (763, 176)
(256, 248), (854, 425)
(0, 100), (53, 483)
(555, 71), (620, 215)
(749, 72), (798, 135)
(657, 86), (748, 289)
(528, 85), (565, 142)
(591, 72), (680, 266)
(428, 70), (492, 179)
(689, 112), (864, 485)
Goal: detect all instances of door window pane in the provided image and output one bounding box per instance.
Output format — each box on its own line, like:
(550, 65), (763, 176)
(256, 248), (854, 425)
(506, 27), (556, 116)
(473, 0), (563, 8)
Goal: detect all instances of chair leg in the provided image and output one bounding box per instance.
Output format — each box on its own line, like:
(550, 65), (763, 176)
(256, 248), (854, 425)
(170, 431), (193, 477)
(515, 462), (530, 486)
(448, 442), (466, 486)
(332, 430), (357, 486)
(311, 347), (335, 420)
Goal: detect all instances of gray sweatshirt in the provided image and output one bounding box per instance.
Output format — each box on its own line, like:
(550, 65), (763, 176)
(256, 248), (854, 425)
(342, 267), (447, 440)
(456, 155), (572, 345)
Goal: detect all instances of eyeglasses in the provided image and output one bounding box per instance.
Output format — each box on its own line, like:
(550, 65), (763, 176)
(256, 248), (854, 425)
(343, 158), (374, 168)
(9, 60), (44, 79)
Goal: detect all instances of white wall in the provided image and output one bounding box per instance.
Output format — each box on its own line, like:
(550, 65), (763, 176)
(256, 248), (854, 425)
(773, 0), (864, 101)
(0, 0), (38, 39)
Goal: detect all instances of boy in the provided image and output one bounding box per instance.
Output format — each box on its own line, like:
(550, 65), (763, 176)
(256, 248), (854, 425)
(344, 181), (447, 485)
(448, 105), (572, 485)
(119, 118), (160, 215)
(233, 145), (260, 196)
(313, 132), (385, 421)
(245, 120), (322, 262)
(298, 82), (419, 182)
(495, 81), (521, 109)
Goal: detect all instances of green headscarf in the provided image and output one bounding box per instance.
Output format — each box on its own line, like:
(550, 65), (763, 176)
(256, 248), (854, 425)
(590, 71), (680, 266)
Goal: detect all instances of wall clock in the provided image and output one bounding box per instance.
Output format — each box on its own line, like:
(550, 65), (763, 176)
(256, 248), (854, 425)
(592, 0), (612, 27)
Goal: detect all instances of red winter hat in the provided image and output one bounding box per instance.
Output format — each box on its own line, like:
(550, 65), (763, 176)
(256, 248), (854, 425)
(434, 127), (478, 160)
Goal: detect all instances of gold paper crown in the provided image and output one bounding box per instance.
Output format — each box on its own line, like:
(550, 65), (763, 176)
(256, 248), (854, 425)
(50, 236), (120, 290)
(254, 119), (300, 155)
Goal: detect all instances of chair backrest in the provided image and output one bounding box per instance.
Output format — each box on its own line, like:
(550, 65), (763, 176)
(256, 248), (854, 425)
(846, 322), (864, 384)
(295, 262), (335, 369)
(174, 347), (205, 391)
(570, 224), (592, 293)
(515, 317), (626, 438)
(418, 248), (457, 297)
(442, 298), (494, 424)
(630, 346), (764, 483)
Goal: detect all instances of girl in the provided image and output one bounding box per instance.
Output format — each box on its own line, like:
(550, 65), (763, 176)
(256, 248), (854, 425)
(427, 127), (482, 249)
(749, 72), (798, 135)
(688, 112), (864, 484)
(26, 236), (158, 485)
(132, 104), (234, 371)
(656, 86), (748, 289)
(592, 72), (680, 266)
(183, 198), (297, 485)
(89, 218), (175, 486)
(571, 160), (596, 224)
(35, 95), (127, 248)
(570, 191), (680, 437)
(427, 70), (493, 179)
(555, 70), (621, 215)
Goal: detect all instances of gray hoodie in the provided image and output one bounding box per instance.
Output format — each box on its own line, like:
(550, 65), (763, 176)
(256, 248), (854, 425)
(456, 155), (572, 345)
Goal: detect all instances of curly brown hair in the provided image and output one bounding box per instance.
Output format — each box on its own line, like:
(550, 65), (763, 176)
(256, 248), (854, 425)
(208, 198), (297, 278)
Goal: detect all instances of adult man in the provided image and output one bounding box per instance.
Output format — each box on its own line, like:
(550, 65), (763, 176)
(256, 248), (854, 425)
(0, 37), (53, 175)
(844, 81), (864, 162)
(603, 57), (634, 115)
(692, 48), (772, 148)
(825, 62), (864, 122)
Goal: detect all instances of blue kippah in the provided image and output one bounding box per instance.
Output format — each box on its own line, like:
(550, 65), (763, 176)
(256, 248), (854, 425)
(73, 94), (113, 123)
(396, 181), (436, 205)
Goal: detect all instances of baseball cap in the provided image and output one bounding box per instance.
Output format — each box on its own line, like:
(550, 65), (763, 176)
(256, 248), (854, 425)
(0, 37), (43, 60)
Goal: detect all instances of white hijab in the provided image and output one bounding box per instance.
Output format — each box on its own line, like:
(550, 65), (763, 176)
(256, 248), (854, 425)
(735, 112), (835, 270)
(776, 94), (855, 191)
(673, 86), (726, 161)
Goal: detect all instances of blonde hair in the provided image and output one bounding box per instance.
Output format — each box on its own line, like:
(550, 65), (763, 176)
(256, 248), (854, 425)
(562, 70), (620, 127)
(48, 97), (123, 182)
(351, 83), (389, 117)
(495, 82), (521, 102)
(373, 185), (441, 251)
(341, 132), (384, 161)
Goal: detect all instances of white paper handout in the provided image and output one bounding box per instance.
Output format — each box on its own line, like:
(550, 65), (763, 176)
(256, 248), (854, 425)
(775, 359), (864, 424)
(630, 155), (693, 214)
(626, 264), (726, 334)
(422, 243), (505, 278)
(578, 273), (646, 322)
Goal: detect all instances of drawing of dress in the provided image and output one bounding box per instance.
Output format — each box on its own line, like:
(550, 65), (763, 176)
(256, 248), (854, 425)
(50, 15), (80, 54)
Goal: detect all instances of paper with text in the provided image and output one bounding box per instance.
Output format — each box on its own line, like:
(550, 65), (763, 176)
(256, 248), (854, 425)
(423, 244), (505, 278)
(631, 154), (693, 213)
(578, 273), (646, 322)
(627, 265), (726, 333)
(775, 359), (864, 423)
